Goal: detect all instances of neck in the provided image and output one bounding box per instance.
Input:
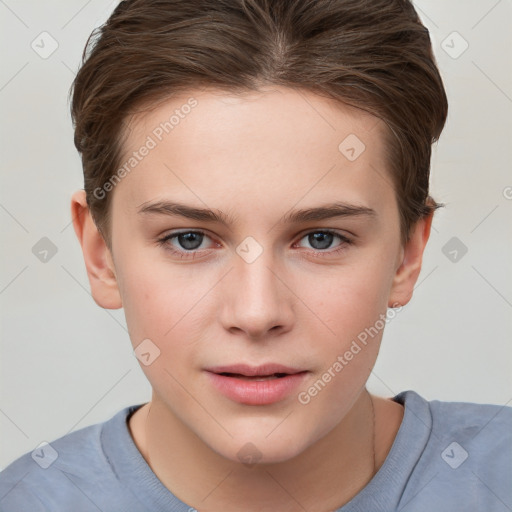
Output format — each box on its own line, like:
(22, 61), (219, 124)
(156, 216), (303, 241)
(128, 388), (403, 512)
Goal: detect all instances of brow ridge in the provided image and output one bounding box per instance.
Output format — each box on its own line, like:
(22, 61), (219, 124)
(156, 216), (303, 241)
(137, 200), (376, 226)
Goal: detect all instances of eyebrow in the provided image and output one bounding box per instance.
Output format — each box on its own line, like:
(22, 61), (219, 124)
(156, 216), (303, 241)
(137, 200), (376, 226)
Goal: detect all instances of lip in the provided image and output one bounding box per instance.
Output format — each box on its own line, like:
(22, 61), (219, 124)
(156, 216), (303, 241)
(205, 363), (305, 377)
(204, 364), (308, 405)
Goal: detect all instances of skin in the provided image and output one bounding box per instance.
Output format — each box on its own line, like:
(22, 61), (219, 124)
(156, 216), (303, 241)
(71, 85), (432, 511)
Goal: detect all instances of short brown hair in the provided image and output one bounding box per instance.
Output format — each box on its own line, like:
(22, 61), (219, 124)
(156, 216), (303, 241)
(70, 0), (448, 245)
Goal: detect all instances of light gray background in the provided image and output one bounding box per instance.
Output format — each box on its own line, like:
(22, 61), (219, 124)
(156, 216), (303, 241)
(1, 0), (511, 469)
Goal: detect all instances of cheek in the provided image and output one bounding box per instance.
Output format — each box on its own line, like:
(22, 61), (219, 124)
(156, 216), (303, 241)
(119, 274), (169, 345)
(303, 256), (396, 346)
(292, 264), (393, 434)
(115, 256), (188, 347)
(118, 266), (204, 399)
(117, 256), (218, 368)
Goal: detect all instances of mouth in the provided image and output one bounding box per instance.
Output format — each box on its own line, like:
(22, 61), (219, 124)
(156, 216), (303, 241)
(206, 363), (306, 379)
(204, 364), (308, 405)
(216, 372), (291, 381)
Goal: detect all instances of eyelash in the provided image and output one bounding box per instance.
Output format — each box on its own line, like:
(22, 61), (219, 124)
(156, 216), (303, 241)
(156, 229), (353, 260)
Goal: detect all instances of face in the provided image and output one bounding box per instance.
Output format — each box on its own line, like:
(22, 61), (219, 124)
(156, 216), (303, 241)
(89, 86), (416, 463)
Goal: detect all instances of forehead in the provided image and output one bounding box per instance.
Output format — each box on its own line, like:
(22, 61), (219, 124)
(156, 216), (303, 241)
(123, 85), (382, 157)
(114, 86), (395, 222)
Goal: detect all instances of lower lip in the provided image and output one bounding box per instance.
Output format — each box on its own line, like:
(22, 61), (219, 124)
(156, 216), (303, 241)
(205, 371), (308, 405)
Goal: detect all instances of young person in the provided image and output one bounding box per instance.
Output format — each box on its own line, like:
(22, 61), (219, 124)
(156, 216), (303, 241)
(1, 1), (510, 511)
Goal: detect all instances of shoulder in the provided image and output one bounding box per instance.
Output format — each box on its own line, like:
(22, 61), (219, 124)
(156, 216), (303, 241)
(428, 392), (512, 431)
(0, 405), (139, 512)
(396, 389), (512, 451)
(425, 392), (512, 469)
(396, 391), (512, 512)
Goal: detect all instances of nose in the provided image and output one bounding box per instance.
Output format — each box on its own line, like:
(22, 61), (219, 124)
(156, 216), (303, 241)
(218, 248), (294, 341)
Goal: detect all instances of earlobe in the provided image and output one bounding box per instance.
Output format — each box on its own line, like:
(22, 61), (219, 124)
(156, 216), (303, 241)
(71, 190), (122, 309)
(388, 212), (433, 308)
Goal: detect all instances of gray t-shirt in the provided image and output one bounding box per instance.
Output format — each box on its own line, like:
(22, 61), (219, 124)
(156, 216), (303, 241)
(1, 390), (511, 511)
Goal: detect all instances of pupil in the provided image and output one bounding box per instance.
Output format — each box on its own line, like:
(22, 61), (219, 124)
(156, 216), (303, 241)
(179, 232), (203, 250)
(309, 232), (333, 250)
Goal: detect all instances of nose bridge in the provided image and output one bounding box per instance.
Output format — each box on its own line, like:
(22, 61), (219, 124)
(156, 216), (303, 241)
(220, 241), (293, 338)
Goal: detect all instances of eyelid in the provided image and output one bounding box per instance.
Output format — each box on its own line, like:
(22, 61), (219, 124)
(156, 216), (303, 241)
(155, 230), (216, 261)
(295, 227), (353, 242)
(158, 228), (352, 245)
(293, 229), (353, 253)
(158, 229), (220, 249)
(157, 228), (354, 260)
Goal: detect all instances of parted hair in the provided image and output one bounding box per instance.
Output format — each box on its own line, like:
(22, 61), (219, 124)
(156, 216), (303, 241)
(70, 0), (448, 244)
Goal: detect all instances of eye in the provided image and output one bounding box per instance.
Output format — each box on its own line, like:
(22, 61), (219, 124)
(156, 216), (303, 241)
(157, 230), (215, 258)
(157, 228), (353, 260)
(171, 231), (207, 250)
(294, 230), (352, 255)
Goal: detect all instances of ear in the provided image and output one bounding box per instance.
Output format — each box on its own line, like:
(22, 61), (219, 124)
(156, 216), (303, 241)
(388, 211), (433, 307)
(71, 190), (122, 309)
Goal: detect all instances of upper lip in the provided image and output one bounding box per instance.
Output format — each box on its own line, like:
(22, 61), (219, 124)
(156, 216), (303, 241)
(205, 364), (306, 377)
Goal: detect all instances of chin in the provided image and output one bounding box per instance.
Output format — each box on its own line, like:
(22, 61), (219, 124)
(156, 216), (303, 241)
(207, 428), (313, 467)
